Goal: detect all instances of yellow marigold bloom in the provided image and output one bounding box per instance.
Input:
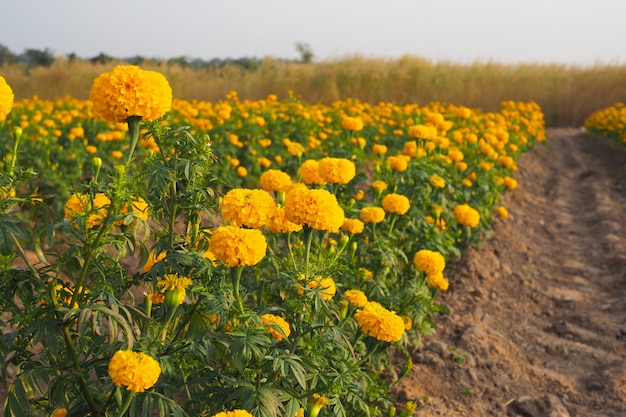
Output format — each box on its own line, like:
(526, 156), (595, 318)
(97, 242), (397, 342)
(307, 394), (329, 417)
(299, 159), (327, 185)
(401, 315), (413, 331)
(453, 204), (480, 228)
(386, 155), (408, 172)
(413, 249), (445, 276)
(209, 225), (267, 267)
(0, 76), (14, 121)
(317, 157), (356, 184)
(236, 166), (248, 177)
(496, 206), (509, 219)
(299, 277), (336, 300)
(286, 141), (305, 156)
(210, 409), (254, 417)
(110, 150), (124, 159)
(360, 206), (385, 224)
(85, 145), (98, 154)
(284, 187), (344, 232)
(427, 272), (449, 291)
(352, 189), (365, 200)
(0, 186), (16, 200)
(90, 65), (172, 122)
(143, 252), (166, 273)
(267, 206), (303, 233)
(462, 178), (473, 187)
(341, 116), (364, 131)
(408, 124), (437, 140)
(381, 193), (410, 215)
(371, 180), (387, 192)
(498, 155), (515, 169)
(259, 169), (292, 193)
(429, 175), (446, 188)
(258, 157), (272, 168)
(503, 176), (518, 190)
(108, 350), (161, 393)
(341, 218), (365, 234)
(448, 149), (464, 162)
(344, 289), (368, 307)
(260, 313), (291, 341)
(158, 273), (192, 308)
(372, 144), (388, 155)
(221, 188), (277, 229)
(402, 140), (418, 157)
(354, 301), (405, 342)
(64, 192), (111, 228)
(120, 197), (149, 223)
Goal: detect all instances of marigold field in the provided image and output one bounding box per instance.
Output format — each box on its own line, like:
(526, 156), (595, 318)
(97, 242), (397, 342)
(0, 68), (624, 417)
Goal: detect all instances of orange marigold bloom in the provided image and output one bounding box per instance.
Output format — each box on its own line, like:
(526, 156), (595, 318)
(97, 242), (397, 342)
(344, 289), (368, 307)
(429, 175), (446, 188)
(496, 206), (509, 219)
(221, 188), (277, 229)
(341, 116), (364, 131)
(408, 124), (437, 140)
(108, 350), (161, 393)
(267, 206), (303, 233)
(90, 65), (172, 122)
(299, 159), (327, 185)
(317, 157), (356, 184)
(386, 155), (409, 172)
(372, 144), (388, 155)
(260, 313), (291, 341)
(427, 272), (449, 291)
(259, 169), (292, 193)
(300, 276), (336, 301)
(371, 180), (388, 192)
(284, 187), (344, 232)
(354, 301), (405, 342)
(209, 225), (267, 267)
(413, 249), (446, 276)
(381, 193), (410, 215)
(453, 204), (480, 228)
(0, 76), (14, 121)
(64, 192), (111, 228)
(341, 218), (365, 234)
(360, 206), (385, 224)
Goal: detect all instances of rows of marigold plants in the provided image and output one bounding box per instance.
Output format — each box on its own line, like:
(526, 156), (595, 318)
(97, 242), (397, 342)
(584, 102), (626, 145)
(0, 67), (545, 417)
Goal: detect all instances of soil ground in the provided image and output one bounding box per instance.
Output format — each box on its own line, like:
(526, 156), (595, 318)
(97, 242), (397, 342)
(394, 128), (626, 417)
(2, 128), (626, 416)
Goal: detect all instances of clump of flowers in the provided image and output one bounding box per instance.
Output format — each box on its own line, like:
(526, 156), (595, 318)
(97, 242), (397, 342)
(0, 76), (14, 120)
(453, 204), (480, 228)
(284, 187), (344, 232)
(381, 193), (410, 215)
(209, 225), (267, 267)
(90, 65), (172, 122)
(298, 159), (327, 185)
(354, 301), (405, 342)
(260, 313), (291, 341)
(220, 188), (277, 229)
(108, 350), (161, 393)
(64, 192), (111, 228)
(259, 169), (292, 193)
(317, 157), (356, 184)
(360, 206), (385, 224)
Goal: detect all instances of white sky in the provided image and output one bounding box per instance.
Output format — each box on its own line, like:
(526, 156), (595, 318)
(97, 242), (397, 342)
(2, 0), (625, 65)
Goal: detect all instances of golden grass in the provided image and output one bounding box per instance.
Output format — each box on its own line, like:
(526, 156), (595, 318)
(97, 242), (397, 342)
(3, 55), (626, 126)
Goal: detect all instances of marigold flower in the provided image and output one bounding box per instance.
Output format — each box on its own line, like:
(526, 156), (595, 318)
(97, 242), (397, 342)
(158, 273), (193, 308)
(427, 272), (449, 291)
(299, 276), (336, 300)
(503, 176), (518, 190)
(267, 206), (303, 233)
(108, 350), (161, 393)
(354, 301), (405, 342)
(386, 155), (409, 172)
(360, 206), (385, 224)
(341, 116), (364, 131)
(299, 159), (327, 185)
(209, 225), (267, 267)
(453, 204), (480, 228)
(90, 65), (172, 122)
(307, 393), (330, 417)
(260, 313), (291, 341)
(372, 144), (388, 155)
(413, 249), (446, 276)
(210, 410), (254, 417)
(371, 180), (388, 192)
(143, 251), (166, 273)
(496, 206), (509, 218)
(381, 193), (410, 215)
(51, 409), (67, 417)
(429, 175), (446, 189)
(408, 124), (437, 140)
(341, 218), (365, 234)
(0, 76), (14, 121)
(317, 157), (356, 184)
(259, 169), (292, 193)
(221, 188), (277, 229)
(236, 166), (248, 177)
(344, 289), (368, 307)
(64, 192), (111, 228)
(284, 187), (344, 232)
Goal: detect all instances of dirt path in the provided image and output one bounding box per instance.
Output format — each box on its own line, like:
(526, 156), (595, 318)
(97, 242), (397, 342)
(395, 128), (626, 416)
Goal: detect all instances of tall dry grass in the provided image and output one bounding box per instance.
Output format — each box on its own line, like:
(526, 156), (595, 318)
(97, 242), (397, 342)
(3, 55), (626, 126)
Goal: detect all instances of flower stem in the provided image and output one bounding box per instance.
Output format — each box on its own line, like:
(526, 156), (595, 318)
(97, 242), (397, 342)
(304, 226), (313, 278)
(125, 115), (142, 166)
(61, 325), (99, 415)
(231, 266), (244, 312)
(115, 390), (136, 417)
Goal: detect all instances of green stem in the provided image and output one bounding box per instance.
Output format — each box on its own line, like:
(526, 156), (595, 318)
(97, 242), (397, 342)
(125, 116), (142, 167)
(231, 266), (244, 312)
(303, 226), (313, 278)
(62, 326), (99, 415)
(168, 181), (178, 246)
(286, 232), (297, 271)
(10, 232), (42, 286)
(115, 390), (136, 417)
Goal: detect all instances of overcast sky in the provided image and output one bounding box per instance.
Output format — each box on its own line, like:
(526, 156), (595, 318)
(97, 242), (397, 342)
(2, 0), (625, 65)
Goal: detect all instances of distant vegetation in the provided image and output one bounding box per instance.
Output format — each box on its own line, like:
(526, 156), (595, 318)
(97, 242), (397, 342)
(2, 43), (626, 126)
